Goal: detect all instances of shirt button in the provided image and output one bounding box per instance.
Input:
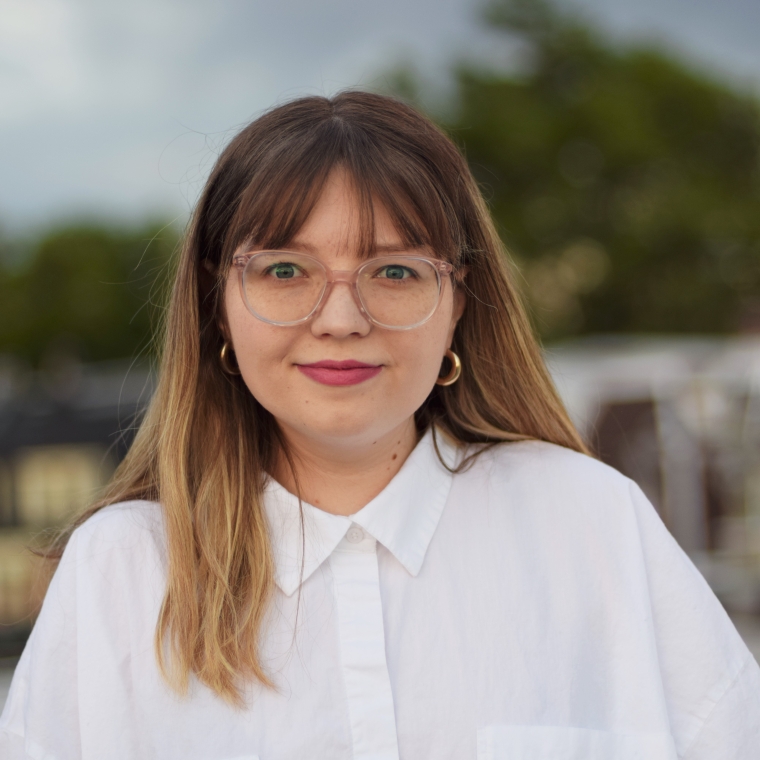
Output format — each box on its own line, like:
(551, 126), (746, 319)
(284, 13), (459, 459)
(346, 525), (364, 544)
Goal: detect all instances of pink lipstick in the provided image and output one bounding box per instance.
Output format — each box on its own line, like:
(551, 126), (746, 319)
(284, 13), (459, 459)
(296, 360), (382, 386)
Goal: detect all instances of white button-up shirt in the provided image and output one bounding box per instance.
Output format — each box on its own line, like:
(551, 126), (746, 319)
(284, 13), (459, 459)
(2, 429), (759, 759)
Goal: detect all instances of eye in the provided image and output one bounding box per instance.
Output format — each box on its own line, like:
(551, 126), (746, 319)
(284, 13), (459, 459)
(376, 264), (415, 280)
(265, 262), (305, 279)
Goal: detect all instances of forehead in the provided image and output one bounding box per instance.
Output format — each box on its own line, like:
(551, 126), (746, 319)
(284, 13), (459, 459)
(292, 172), (416, 252)
(245, 168), (430, 258)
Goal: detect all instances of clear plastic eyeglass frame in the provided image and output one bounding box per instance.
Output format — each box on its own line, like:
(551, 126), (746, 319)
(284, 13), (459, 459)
(232, 250), (454, 330)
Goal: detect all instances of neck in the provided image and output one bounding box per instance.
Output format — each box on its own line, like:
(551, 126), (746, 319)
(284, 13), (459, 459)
(271, 418), (419, 515)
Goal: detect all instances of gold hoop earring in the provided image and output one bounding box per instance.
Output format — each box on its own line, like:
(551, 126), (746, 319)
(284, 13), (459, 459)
(435, 349), (461, 386)
(220, 342), (241, 375)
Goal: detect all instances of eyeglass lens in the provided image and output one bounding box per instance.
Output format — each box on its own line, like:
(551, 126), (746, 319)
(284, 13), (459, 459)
(241, 252), (442, 328)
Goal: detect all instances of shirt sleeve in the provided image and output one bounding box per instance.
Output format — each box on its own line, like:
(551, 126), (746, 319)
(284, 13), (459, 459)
(0, 531), (82, 760)
(0, 503), (164, 760)
(682, 655), (760, 760)
(629, 482), (760, 758)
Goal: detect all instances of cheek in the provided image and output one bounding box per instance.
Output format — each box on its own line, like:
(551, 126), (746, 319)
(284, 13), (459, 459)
(389, 313), (453, 394)
(394, 330), (446, 378)
(225, 280), (295, 387)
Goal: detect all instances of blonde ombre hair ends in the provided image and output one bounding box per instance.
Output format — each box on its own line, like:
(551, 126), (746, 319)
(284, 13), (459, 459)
(47, 91), (587, 704)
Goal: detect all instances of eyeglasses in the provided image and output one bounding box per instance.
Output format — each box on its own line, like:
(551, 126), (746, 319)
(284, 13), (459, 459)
(233, 251), (454, 330)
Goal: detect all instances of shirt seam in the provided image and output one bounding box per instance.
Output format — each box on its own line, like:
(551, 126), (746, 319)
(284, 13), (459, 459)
(627, 480), (751, 755)
(679, 654), (755, 759)
(625, 481), (673, 733)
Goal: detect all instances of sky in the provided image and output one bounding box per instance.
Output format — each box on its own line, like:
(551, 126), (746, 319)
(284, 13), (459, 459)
(1, 0), (759, 232)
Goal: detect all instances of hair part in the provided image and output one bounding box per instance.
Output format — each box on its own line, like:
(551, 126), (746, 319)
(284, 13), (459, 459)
(44, 90), (587, 705)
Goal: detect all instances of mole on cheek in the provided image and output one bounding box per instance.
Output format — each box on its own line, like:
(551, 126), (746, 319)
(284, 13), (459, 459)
(392, 453), (398, 460)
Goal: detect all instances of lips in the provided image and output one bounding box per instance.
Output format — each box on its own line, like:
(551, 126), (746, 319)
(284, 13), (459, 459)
(296, 359), (383, 386)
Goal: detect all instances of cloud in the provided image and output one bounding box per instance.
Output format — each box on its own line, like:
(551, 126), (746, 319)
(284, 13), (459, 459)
(0, 0), (88, 125)
(0, 0), (757, 228)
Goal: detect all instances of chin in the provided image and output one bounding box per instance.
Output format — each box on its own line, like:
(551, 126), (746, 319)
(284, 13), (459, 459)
(295, 409), (398, 443)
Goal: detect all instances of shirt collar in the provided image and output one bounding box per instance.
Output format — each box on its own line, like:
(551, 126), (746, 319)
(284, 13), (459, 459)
(264, 427), (458, 597)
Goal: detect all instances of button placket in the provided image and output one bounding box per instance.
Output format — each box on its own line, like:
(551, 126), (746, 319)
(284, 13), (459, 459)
(331, 532), (400, 759)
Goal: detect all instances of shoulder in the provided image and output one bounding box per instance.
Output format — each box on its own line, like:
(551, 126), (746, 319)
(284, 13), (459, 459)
(75, 499), (164, 544)
(67, 499), (166, 570)
(460, 439), (634, 503)
(448, 439), (648, 549)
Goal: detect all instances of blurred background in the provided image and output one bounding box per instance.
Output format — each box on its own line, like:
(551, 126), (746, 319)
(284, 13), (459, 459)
(2, 0), (760, 702)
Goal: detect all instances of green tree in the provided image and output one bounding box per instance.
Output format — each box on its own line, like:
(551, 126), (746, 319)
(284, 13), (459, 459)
(0, 222), (178, 365)
(414, 0), (760, 338)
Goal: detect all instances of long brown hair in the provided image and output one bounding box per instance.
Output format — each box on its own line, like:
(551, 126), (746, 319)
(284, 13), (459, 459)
(47, 91), (586, 704)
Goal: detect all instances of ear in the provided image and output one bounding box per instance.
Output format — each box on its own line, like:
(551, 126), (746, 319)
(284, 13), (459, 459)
(217, 297), (231, 344)
(200, 258), (231, 342)
(199, 257), (216, 291)
(447, 284), (466, 347)
(218, 316), (231, 343)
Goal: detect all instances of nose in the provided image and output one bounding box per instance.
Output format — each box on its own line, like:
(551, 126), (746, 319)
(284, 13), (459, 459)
(310, 280), (371, 338)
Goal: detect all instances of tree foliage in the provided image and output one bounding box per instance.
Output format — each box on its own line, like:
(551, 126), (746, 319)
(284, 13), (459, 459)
(0, 222), (177, 365)
(2, 0), (760, 365)
(437, 0), (760, 338)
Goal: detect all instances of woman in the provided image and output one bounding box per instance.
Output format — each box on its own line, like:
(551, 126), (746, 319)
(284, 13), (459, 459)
(1, 91), (758, 760)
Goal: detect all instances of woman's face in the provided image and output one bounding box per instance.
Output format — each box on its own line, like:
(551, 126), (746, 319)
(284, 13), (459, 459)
(224, 169), (464, 451)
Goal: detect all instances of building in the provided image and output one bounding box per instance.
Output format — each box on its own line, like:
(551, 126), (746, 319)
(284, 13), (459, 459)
(0, 358), (151, 654)
(547, 335), (760, 612)
(2, 337), (760, 655)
